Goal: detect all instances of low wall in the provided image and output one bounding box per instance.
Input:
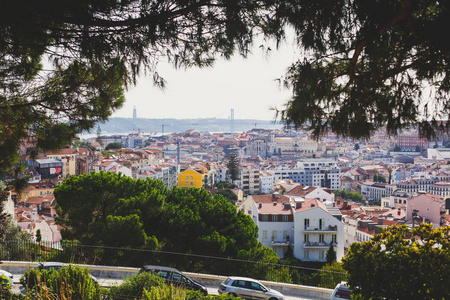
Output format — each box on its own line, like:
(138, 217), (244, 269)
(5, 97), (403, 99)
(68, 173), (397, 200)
(1, 261), (333, 299)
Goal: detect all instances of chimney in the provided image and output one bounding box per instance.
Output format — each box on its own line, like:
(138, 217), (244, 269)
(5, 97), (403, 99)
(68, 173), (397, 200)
(258, 203), (262, 209)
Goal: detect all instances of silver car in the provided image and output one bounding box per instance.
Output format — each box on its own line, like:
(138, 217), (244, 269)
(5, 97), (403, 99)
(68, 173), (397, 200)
(218, 276), (284, 300)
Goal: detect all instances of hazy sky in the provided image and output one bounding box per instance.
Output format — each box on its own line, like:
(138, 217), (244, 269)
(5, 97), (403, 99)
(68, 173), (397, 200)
(112, 38), (300, 121)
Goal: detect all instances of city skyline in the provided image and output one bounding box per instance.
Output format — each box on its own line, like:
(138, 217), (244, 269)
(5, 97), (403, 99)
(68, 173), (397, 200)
(112, 36), (299, 121)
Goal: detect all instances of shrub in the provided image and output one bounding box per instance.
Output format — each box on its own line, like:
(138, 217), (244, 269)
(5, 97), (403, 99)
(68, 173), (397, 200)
(20, 265), (101, 300)
(104, 272), (164, 300)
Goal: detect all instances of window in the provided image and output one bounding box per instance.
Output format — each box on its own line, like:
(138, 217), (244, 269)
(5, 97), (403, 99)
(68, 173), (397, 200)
(332, 234), (337, 243)
(191, 182), (193, 185)
(262, 230), (267, 241)
(283, 231), (288, 240)
(304, 218), (310, 229)
(186, 176), (189, 179)
(319, 250), (325, 260)
(304, 250), (310, 260)
(282, 215), (289, 222)
(172, 272), (181, 282)
(271, 214), (278, 222)
(304, 234), (309, 243)
(272, 231), (277, 240)
(319, 234), (325, 243)
(319, 218), (325, 229)
(191, 176), (193, 179)
(186, 182), (189, 185)
(261, 215), (269, 221)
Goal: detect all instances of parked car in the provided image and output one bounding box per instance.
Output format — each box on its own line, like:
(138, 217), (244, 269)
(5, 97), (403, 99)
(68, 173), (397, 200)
(140, 265), (208, 295)
(0, 269), (14, 286)
(331, 282), (352, 300)
(218, 276), (284, 300)
(36, 262), (99, 284)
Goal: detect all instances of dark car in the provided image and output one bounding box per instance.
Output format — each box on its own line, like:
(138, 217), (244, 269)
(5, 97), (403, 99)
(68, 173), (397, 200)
(140, 265), (208, 295)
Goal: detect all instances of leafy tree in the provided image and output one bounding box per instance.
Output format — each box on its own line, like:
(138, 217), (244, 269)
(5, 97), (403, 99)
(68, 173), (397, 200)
(72, 141), (96, 151)
(215, 189), (238, 205)
(55, 172), (261, 268)
(373, 174), (387, 183)
(394, 145), (401, 152)
(353, 143), (360, 151)
(342, 224), (450, 300)
(274, 0), (450, 139)
(55, 172), (164, 248)
(35, 229), (42, 244)
(319, 262), (347, 289)
(415, 145), (421, 152)
(0, 0), (265, 175)
(226, 154), (240, 183)
(105, 142), (123, 150)
(325, 244), (336, 265)
(105, 272), (164, 300)
(387, 166), (393, 184)
(96, 126), (103, 147)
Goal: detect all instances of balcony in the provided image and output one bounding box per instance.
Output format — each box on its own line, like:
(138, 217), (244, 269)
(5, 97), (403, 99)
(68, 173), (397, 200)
(271, 239), (291, 247)
(303, 225), (338, 233)
(304, 241), (338, 249)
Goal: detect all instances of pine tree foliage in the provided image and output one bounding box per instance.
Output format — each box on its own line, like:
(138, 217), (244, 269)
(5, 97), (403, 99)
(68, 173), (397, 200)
(0, 0), (265, 173)
(226, 154), (240, 182)
(272, 0), (450, 139)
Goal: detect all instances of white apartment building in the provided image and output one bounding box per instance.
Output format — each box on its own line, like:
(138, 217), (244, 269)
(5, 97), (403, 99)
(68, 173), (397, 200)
(259, 172), (275, 194)
(240, 167), (260, 195)
(271, 159), (341, 190)
(241, 193), (344, 261)
(293, 200), (344, 262)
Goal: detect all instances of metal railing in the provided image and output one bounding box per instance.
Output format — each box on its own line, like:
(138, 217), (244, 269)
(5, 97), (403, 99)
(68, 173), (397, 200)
(0, 239), (347, 288)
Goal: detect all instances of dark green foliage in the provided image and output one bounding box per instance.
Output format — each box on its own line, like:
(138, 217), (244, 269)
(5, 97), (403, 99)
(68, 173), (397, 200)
(343, 224), (450, 300)
(71, 141), (96, 151)
(35, 230), (42, 244)
(21, 265), (101, 300)
(274, 0), (450, 139)
(0, 274), (15, 299)
(373, 174), (387, 183)
(105, 142), (123, 150)
(354, 143), (360, 151)
(54, 172), (260, 269)
(215, 189), (238, 205)
(319, 262), (347, 289)
(0, 0), (265, 175)
(226, 154), (240, 182)
(325, 244), (336, 264)
(333, 190), (365, 203)
(105, 272), (164, 300)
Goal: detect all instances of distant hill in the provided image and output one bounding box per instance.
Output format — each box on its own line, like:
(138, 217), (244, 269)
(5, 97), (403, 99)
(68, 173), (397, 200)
(92, 117), (283, 135)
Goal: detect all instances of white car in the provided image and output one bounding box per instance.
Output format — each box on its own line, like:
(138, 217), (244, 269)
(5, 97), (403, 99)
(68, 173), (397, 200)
(0, 269), (14, 286)
(218, 276), (284, 300)
(330, 282), (352, 299)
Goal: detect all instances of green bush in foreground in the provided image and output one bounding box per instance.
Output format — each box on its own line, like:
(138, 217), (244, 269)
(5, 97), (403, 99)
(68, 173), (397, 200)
(20, 265), (101, 300)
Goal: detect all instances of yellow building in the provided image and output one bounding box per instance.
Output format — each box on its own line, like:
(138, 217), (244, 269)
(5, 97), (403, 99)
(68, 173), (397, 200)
(178, 169), (205, 188)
